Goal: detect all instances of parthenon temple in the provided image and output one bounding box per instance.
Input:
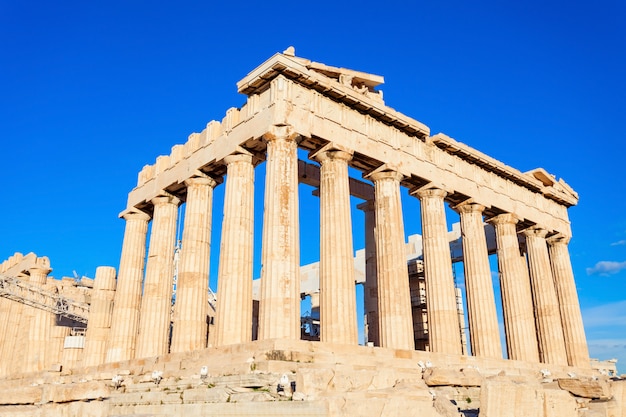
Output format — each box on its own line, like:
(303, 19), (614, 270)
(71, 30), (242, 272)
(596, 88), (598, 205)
(0, 49), (623, 417)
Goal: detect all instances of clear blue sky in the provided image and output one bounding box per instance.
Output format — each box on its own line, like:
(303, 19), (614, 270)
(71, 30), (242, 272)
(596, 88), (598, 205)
(1, 1), (624, 372)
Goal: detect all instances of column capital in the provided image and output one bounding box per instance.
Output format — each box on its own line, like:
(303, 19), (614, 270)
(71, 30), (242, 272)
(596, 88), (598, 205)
(522, 225), (549, 239)
(367, 169), (403, 183)
(184, 175), (218, 188)
(28, 266), (51, 276)
(121, 209), (151, 222)
(412, 187), (447, 200)
(224, 153), (253, 166)
(454, 201), (486, 214)
(487, 212), (518, 226)
(547, 233), (571, 246)
(262, 128), (299, 143)
(310, 143), (354, 163)
(151, 193), (181, 207)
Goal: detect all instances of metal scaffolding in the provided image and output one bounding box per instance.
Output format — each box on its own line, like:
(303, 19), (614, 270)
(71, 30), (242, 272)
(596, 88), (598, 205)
(0, 274), (89, 324)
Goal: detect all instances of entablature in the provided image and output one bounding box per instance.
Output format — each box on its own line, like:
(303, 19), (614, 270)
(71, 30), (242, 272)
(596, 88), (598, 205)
(236, 50), (430, 140)
(122, 50), (577, 236)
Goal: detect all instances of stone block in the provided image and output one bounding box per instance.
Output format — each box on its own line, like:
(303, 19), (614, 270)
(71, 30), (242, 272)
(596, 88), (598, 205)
(0, 387), (43, 405)
(229, 391), (275, 402)
(480, 377), (543, 417)
(182, 387), (230, 403)
(327, 368), (378, 393)
(44, 381), (110, 403)
(296, 368), (335, 397)
(108, 391), (143, 406)
(433, 396), (462, 417)
(423, 367), (483, 387)
(608, 379), (626, 417)
(557, 378), (612, 400)
(64, 400), (110, 417)
(586, 400), (611, 417)
(543, 389), (577, 417)
(142, 391), (182, 405)
(327, 390), (438, 417)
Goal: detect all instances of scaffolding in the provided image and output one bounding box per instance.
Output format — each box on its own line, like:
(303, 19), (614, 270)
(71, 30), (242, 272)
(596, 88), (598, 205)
(0, 274), (89, 324)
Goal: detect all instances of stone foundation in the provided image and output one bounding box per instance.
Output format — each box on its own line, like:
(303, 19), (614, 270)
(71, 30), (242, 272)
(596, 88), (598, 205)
(0, 340), (622, 417)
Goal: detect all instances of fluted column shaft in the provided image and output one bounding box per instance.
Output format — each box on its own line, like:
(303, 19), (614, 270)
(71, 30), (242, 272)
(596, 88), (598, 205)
(1, 300), (24, 375)
(136, 194), (180, 358)
(171, 176), (217, 352)
(25, 266), (53, 372)
(523, 226), (568, 365)
(371, 170), (413, 350)
(315, 149), (358, 345)
(106, 210), (150, 363)
(49, 326), (70, 368)
(83, 266), (117, 367)
(548, 235), (590, 368)
(0, 298), (11, 362)
(258, 133), (300, 340)
(415, 188), (462, 355)
(488, 214), (539, 362)
(457, 203), (502, 358)
(358, 200), (379, 346)
(215, 155), (255, 346)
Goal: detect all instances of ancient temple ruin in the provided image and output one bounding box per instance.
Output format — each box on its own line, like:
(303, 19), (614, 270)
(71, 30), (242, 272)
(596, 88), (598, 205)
(0, 49), (623, 416)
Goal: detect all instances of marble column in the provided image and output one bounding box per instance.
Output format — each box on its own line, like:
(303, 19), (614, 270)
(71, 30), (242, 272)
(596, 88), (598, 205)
(171, 176), (217, 353)
(0, 298), (11, 359)
(314, 148), (358, 345)
(488, 214), (539, 362)
(357, 200), (379, 346)
(258, 133), (300, 340)
(12, 274), (32, 374)
(49, 326), (71, 369)
(215, 155), (255, 346)
(548, 234), (590, 368)
(136, 194), (180, 358)
(105, 210), (151, 363)
(457, 203), (502, 358)
(83, 266), (116, 367)
(62, 343), (83, 370)
(414, 188), (462, 355)
(523, 226), (568, 365)
(370, 170), (413, 350)
(25, 266), (54, 372)
(1, 299), (24, 376)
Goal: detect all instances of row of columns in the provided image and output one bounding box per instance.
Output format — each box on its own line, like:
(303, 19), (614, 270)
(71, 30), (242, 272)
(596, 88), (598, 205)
(105, 132), (588, 369)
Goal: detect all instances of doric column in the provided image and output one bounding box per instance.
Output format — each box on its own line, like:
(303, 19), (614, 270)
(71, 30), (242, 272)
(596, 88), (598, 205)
(313, 147), (358, 345)
(25, 266), (54, 372)
(488, 214), (539, 362)
(357, 200), (379, 346)
(83, 266), (117, 367)
(258, 132), (300, 340)
(106, 210), (150, 363)
(370, 170), (413, 350)
(456, 203), (502, 358)
(215, 154), (255, 346)
(12, 274), (32, 374)
(523, 226), (568, 365)
(0, 298), (11, 362)
(0, 299), (23, 376)
(49, 326), (70, 368)
(547, 234), (590, 368)
(136, 193), (180, 358)
(414, 188), (462, 355)
(171, 175), (217, 352)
